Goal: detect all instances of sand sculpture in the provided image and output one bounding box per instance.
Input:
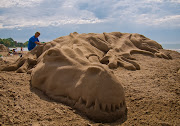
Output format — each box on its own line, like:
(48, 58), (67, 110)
(0, 44), (8, 52)
(2, 32), (172, 122)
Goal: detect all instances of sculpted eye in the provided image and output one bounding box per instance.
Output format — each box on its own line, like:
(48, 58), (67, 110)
(46, 49), (60, 56)
(44, 48), (68, 62)
(140, 35), (147, 41)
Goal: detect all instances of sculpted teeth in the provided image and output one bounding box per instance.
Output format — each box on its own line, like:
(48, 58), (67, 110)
(95, 99), (100, 111)
(74, 97), (82, 107)
(89, 105), (94, 111)
(112, 104), (115, 112)
(86, 100), (92, 108)
(78, 97), (83, 104)
(120, 102), (123, 108)
(123, 100), (125, 106)
(107, 104), (111, 112)
(73, 97), (124, 112)
(115, 104), (120, 110)
(102, 103), (106, 111)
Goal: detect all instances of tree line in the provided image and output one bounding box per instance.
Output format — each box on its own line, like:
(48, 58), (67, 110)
(0, 38), (28, 47)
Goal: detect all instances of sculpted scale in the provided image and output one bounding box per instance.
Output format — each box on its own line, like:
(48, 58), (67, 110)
(2, 32), (171, 122)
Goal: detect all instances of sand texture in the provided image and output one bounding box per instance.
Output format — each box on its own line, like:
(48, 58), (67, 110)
(0, 32), (180, 125)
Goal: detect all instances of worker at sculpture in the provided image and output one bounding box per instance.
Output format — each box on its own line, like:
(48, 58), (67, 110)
(28, 32), (43, 51)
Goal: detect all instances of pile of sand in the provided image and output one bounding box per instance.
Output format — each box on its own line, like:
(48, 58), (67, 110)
(0, 32), (180, 125)
(0, 44), (8, 52)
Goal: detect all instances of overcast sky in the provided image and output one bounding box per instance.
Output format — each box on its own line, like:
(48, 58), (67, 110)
(0, 0), (180, 44)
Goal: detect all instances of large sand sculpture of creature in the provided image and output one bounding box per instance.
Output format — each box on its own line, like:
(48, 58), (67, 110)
(2, 32), (171, 122)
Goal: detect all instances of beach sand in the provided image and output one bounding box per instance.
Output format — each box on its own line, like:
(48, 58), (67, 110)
(0, 50), (179, 126)
(0, 32), (180, 125)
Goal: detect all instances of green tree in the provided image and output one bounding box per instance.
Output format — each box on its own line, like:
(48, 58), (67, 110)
(23, 41), (28, 47)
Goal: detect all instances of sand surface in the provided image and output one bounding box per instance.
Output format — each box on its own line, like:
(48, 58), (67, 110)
(0, 49), (180, 126)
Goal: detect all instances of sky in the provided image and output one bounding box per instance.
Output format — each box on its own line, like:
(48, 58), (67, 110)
(0, 0), (180, 44)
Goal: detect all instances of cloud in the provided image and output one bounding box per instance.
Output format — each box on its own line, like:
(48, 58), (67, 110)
(0, 0), (44, 8)
(103, 0), (180, 28)
(146, 0), (164, 2)
(146, 0), (180, 3)
(1, 15), (104, 29)
(0, 0), (106, 29)
(0, 24), (3, 29)
(0, 0), (180, 29)
(170, 0), (180, 3)
(136, 14), (180, 27)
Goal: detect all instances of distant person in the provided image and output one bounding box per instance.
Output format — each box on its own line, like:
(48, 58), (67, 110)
(20, 47), (23, 57)
(21, 47), (23, 52)
(12, 49), (17, 54)
(28, 32), (43, 51)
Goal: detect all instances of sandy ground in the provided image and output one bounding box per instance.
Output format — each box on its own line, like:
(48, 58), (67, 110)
(0, 49), (180, 126)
